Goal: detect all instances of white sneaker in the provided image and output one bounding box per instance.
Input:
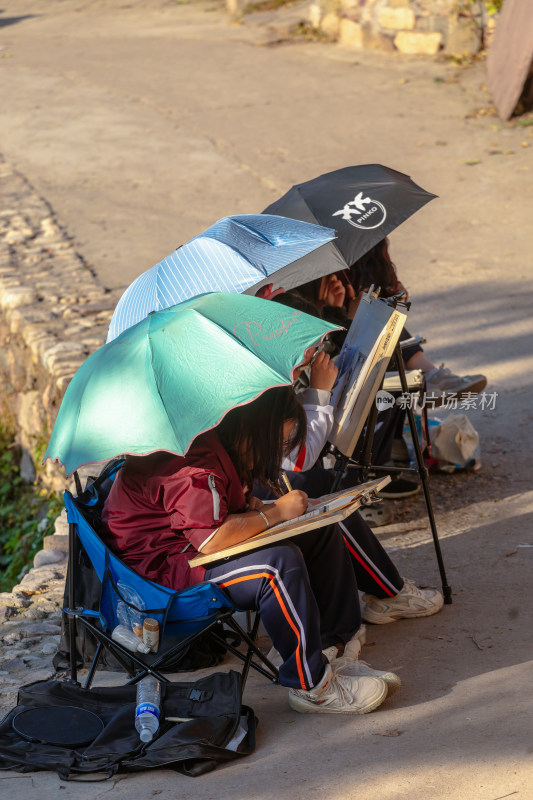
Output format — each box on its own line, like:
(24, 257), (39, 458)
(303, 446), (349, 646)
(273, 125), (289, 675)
(336, 660), (401, 696)
(289, 664), (388, 715)
(324, 635), (401, 696)
(362, 578), (444, 624)
(425, 364), (487, 402)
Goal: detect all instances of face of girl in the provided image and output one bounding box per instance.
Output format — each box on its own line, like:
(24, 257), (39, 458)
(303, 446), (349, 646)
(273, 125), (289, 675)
(283, 419), (295, 443)
(239, 419), (296, 471)
(282, 419), (298, 456)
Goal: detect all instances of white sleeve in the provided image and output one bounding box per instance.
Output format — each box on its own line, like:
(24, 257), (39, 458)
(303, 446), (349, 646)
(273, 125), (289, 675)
(282, 388), (334, 472)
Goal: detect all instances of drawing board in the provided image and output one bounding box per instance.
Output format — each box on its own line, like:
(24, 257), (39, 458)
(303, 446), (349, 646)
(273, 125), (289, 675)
(189, 476), (390, 567)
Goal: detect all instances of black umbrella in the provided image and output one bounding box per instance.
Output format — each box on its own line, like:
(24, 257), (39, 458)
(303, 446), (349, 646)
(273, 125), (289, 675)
(260, 165), (436, 291)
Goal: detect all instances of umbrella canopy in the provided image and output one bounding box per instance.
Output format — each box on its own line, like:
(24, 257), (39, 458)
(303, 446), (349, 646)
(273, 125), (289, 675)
(262, 165), (437, 282)
(45, 292), (337, 475)
(107, 214), (335, 342)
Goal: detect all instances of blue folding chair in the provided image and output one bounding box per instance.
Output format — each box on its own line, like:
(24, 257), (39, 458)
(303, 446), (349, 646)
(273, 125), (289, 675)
(63, 463), (279, 690)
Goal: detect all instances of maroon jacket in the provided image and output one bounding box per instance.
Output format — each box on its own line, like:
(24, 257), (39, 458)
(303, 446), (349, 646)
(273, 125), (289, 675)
(102, 431), (246, 590)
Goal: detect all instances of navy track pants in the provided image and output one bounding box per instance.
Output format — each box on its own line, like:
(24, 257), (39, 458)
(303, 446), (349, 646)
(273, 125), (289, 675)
(204, 526), (360, 691)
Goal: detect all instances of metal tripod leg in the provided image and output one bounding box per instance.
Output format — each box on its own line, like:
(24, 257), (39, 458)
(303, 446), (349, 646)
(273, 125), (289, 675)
(396, 345), (452, 604)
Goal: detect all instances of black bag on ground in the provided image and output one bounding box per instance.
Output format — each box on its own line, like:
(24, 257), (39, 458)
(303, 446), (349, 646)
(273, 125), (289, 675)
(53, 459), (233, 673)
(0, 671), (256, 779)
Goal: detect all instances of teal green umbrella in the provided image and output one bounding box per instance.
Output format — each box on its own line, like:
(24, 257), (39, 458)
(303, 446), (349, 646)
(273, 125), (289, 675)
(44, 292), (337, 475)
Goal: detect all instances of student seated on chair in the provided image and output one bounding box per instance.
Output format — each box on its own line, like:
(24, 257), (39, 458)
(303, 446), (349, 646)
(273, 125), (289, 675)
(248, 333), (443, 630)
(292, 260), (486, 501)
(102, 385), (397, 715)
(279, 282), (420, 502)
(297, 251), (487, 407)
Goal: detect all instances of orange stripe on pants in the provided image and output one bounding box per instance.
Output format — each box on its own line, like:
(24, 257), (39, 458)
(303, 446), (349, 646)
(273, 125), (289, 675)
(219, 571), (307, 689)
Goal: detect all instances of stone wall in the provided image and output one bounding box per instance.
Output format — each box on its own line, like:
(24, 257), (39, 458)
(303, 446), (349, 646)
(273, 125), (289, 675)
(0, 156), (119, 493)
(0, 157), (122, 694)
(0, 515), (68, 711)
(306, 0), (497, 56)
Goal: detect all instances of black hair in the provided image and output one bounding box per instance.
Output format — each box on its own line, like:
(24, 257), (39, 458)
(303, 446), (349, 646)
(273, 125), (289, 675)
(280, 283), (347, 353)
(273, 290), (321, 318)
(349, 237), (400, 297)
(296, 277), (323, 311)
(217, 385), (306, 493)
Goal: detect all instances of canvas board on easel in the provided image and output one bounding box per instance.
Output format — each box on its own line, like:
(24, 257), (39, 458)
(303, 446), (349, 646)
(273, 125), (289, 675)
(328, 293), (407, 458)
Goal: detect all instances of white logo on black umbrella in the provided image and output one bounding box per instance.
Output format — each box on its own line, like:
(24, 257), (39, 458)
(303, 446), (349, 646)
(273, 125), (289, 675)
(332, 192), (387, 230)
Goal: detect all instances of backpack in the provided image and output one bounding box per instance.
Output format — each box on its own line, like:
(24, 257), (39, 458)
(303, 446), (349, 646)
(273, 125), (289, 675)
(0, 672), (256, 779)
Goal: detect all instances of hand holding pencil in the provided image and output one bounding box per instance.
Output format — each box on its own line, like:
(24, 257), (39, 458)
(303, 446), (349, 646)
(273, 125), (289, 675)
(309, 351), (338, 392)
(281, 471), (293, 493)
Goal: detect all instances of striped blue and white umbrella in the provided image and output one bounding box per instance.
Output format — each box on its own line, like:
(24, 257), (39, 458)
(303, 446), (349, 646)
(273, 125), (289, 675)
(107, 214), (335, 342)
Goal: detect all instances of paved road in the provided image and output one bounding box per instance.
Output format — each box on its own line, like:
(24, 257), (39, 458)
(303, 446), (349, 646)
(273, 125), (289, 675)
(2, 2), (533, 798)
(2, 0), (531, 295)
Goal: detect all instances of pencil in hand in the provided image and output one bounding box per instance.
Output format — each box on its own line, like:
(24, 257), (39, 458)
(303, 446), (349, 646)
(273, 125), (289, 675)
(281, 471), (293, 494)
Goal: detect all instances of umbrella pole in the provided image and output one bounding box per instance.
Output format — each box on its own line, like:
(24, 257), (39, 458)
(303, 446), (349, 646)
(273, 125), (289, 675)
(395, 344), (452, 604)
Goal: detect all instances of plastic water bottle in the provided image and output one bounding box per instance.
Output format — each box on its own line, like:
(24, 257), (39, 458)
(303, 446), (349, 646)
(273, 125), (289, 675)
(111, 625), (151, 654)
(116, 600), (132, 629)
(117, 581), (146, 636)
(135, 676), (161, 743)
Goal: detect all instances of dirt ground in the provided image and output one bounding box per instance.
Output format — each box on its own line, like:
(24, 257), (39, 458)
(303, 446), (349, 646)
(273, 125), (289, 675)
(1, 1), (533, 798)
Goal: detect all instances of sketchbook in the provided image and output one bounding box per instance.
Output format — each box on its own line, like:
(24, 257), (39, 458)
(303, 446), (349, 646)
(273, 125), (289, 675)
(328, 294), (407, 458)
(189, 476), (391, 567)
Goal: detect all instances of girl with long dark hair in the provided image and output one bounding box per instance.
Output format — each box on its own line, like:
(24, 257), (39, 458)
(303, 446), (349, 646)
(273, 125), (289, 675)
(103, 385), (393, 715)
